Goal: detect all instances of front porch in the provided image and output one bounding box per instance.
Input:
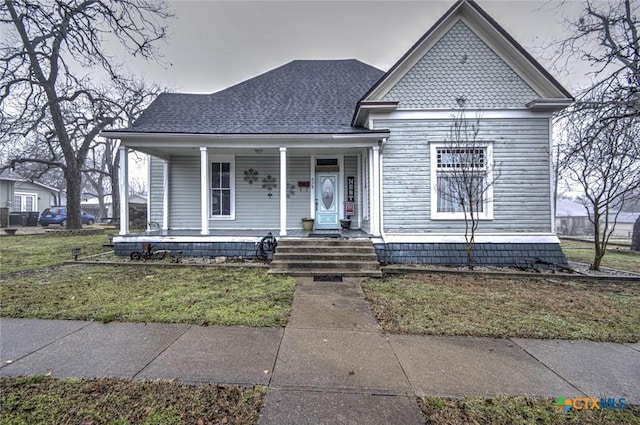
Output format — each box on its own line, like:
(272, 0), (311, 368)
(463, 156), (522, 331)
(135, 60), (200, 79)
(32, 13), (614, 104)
(114, 135), (386, 240)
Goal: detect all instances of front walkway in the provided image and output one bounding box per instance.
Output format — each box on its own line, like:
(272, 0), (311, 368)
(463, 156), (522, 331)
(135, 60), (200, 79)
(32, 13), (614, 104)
(1, 278), (639, 424)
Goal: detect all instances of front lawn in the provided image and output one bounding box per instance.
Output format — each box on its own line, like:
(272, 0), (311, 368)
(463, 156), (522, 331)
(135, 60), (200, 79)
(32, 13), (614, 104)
(0, 233), (111, 275)
(0, 376), (265, 425)
(363, 273), (640, 342)
(0, 265), (296, 327)
(560, 238), (640, 274)
(419, 397), (640, 425)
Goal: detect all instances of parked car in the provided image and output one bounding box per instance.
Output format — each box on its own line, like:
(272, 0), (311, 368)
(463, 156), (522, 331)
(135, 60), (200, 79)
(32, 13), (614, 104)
(39, 207), (95, 227)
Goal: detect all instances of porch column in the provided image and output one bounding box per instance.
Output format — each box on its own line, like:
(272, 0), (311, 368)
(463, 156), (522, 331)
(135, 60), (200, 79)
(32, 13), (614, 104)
(162, 159), (169, 231)
(146, 159), (151, 231)
(279, 147), (287, 236)
(118, 146), (129, 236)
(200, 147), (210, 235)
(372, 145), (381, 237)
(357, 153), (362, 229)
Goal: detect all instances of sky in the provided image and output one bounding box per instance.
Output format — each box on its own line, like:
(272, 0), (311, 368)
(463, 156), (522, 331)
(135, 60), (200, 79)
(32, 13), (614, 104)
(126, 0), (590, 95)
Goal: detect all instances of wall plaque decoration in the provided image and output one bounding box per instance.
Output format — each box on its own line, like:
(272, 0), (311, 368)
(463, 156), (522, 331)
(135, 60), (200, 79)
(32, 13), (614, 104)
(243, 168), (259, 184)
(287, 183), (296, 199)
(262, 175), (277, 198)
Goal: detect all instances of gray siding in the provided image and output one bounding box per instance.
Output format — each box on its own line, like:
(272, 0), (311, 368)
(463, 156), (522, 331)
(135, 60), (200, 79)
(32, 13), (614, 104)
(0, 180), (13, 210)
(161, 155), (314, 230)
(168, 155), (200, 228)
(376, 118), (552, 233)
(14, 181), (57, 212)
(382, 20), (538, 109)
(213, 156), (280, 229)
(286, 156), (312, 228)
(149, 156), (164, 225)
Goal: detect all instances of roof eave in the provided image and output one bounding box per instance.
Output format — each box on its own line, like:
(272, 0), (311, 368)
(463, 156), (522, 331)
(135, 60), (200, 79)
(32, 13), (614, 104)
(526, 99), (574, 112)
(101, 130), (390, 140)
(352, 101), (400, 127)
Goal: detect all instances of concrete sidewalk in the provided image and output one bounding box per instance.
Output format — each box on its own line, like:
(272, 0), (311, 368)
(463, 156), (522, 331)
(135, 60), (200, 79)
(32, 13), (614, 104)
(1, 277), (639, 424)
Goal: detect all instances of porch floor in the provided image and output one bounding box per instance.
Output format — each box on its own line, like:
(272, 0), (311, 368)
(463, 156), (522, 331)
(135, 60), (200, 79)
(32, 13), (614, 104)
(128, 228), (371, 239)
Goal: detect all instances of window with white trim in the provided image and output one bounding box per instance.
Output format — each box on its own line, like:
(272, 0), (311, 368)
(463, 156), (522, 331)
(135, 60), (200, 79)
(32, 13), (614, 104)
(14, 192), (37, 212)
(210, 156), (235, 219)
(430, 143), (493, 220)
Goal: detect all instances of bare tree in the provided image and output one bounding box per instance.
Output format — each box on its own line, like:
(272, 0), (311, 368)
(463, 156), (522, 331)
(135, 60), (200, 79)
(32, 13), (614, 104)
(549, 0), (639, 119)
(81, 79), (163, 223)
(560, 103), (640, 270)
(1, 0), (171, 228)
(439, 105), (500, 269)
(548, 0), (640, 266)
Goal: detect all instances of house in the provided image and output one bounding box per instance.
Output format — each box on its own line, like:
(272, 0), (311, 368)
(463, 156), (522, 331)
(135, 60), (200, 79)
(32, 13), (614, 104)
(556, 198), (591, 236)
(81, 193), (147, 222)
(557, 198), (639, 240)
(0, 169), (62, 227)
(103, 0), (573, 265)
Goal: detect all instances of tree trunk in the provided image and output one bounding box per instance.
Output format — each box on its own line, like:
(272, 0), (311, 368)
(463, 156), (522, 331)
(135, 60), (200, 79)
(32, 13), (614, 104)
(632, 215), (640, 251)
(592, 248), (605, 270)
(96, 182), (107, 223)
(65, 164), (83, 229)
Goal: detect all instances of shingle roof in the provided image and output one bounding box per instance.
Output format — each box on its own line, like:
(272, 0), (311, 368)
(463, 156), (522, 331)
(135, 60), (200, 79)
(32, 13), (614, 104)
(0, 169), (21, 181)
(123, 60), (385, 135)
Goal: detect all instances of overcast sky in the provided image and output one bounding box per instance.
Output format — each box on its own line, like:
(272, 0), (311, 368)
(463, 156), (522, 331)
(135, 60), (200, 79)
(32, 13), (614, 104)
(126, 0), (589, 95)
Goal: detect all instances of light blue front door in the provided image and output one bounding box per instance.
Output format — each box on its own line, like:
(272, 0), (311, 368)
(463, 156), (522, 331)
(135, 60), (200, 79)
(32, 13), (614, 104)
(315, 172), (339, 229)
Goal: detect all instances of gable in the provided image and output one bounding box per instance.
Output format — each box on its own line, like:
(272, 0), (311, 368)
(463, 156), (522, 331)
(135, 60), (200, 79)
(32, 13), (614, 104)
(354, 0), (573, 125)
(381, 20), (538, 109)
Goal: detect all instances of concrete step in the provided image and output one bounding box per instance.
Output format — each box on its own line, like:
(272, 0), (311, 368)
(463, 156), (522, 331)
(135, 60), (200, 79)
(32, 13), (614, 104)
(270, 260), (381, 270)
(268, 268), (383, 278)
(275, 246), (376, 254)
(270, 238), (381, 277)
(273, 253), (379, 261)
(277, 239), (373, 247)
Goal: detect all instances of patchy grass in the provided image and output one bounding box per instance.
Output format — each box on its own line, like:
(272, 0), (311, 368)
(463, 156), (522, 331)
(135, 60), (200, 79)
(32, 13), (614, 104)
(418, 397), (640, 425)
(0, 376), (265, 425)
(363, 273), (640, 342)
(0, 265), (296, 327)
(0, 233), (111, 275)
(560, 239), (640, 274)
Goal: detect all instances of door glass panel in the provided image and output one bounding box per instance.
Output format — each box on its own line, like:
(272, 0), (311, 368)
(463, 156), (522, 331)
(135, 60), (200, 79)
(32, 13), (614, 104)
(322, 178), (334, 209)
